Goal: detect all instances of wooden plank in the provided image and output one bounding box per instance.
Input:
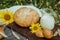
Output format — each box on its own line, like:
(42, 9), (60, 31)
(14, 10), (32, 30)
(7, 22), (60, 40)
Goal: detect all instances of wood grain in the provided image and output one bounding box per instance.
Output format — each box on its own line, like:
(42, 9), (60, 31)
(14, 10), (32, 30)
(7, 22), (60, 40)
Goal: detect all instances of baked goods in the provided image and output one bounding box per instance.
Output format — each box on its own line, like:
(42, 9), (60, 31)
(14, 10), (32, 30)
(35, 30), (44, 38)
(40, 13), (55, 30)
(0, 24), (7, 39)
(43, 28), (53, 39)
(0, 35), (3, 39)
(0, 25), (4, 39)
(14, 7), (39, 27)
(35, 28), (53, 39)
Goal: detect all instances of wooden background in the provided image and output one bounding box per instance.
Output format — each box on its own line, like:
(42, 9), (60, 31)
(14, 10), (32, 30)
(7, 22), (60, 40)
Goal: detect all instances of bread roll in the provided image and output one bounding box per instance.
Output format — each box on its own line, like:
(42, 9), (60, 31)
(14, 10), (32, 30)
(35, 30), (44, 38)
(14, 7), (39, 27)
(0, 25), (4, 39)
(43, 28), (53, 39)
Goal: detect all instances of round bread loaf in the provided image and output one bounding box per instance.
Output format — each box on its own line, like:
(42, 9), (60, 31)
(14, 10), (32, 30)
(14, 7), (39, 27)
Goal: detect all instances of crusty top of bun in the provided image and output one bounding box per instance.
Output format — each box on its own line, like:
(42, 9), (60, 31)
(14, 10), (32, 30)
(14, 7), (39, 27)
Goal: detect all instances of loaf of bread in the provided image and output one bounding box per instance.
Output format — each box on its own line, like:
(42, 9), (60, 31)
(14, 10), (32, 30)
(14, 7), (39, 27)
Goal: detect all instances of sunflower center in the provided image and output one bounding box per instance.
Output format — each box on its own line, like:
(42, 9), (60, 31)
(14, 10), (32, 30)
(34, 26), (38, 30)
(4, 14), (11, 20)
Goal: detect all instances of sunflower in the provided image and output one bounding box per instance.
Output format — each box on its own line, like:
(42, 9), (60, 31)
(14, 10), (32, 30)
(29, 23), (41, 33)
(0, 9), (14, 25)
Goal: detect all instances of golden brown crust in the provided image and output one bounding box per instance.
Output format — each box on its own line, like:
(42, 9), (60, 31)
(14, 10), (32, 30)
(14, 7), (39, 27)
(0, 35), (3, 40)
(43, 28), (53, 39)
(0, 25), (4, 40)
(35, 30), (44, 38)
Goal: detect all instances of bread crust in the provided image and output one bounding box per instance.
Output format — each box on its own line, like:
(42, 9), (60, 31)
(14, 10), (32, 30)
(14, 7), (39, 27)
